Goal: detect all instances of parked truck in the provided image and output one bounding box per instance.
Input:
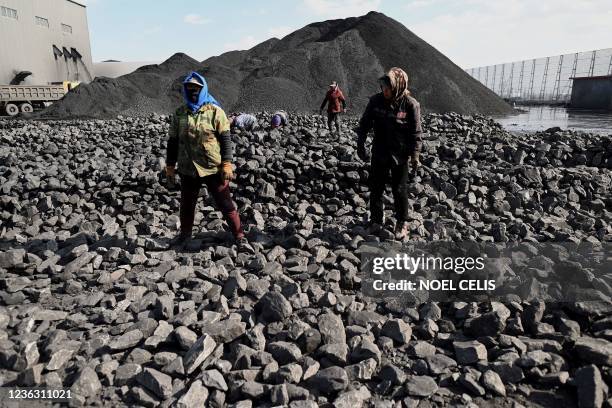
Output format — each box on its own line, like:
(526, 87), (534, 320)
(0, 81), (78, 116)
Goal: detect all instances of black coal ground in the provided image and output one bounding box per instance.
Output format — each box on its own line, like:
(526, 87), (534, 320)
(0, 113), (611, 408)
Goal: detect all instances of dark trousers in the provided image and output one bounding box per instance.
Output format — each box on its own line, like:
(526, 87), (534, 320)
(179, 173), (243, 238)
(327, 112), (340, 131)
(369, 158), (410, 224)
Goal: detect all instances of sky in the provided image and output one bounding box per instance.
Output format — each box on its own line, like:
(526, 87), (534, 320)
(84, 0), (612, 69)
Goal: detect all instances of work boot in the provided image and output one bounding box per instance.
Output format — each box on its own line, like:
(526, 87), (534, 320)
(394, 221), (410, 241)
(169, 232), (191, 248)
(368, 222), (383, 235)
(236, 235), (255, 253)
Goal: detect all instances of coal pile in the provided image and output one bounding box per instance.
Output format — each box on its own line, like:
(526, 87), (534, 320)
(40, 53), (202, 119)
(41, 12), (512, 119)
(1, 114), (611, 407)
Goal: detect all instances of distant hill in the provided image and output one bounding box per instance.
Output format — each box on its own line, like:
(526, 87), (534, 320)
(42, 12), (511, 118)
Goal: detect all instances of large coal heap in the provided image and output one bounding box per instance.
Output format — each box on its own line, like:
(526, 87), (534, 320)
(42, 12), (512, 119)
(40, 53), (202, 119)
(211, 12), (511, 116)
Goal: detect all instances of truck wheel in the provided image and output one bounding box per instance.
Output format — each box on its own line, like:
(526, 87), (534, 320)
(5, 103), (19, 116)
(20, 103), (34, 113)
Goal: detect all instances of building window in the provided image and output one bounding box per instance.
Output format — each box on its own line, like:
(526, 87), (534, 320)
(1, 6), (18, 19)
(35, 16), (49, 28)
(61, 23), (72, 34)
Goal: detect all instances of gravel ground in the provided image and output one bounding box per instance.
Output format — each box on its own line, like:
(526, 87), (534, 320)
(0, 113), (610, 407)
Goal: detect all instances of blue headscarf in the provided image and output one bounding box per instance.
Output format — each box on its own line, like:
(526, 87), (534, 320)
(182, 71), (221, 112)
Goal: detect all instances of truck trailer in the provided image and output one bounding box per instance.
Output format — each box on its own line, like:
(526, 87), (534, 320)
(0, 82), (77, 116)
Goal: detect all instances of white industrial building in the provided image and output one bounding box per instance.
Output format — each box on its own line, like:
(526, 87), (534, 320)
(0, 0), (94, 85)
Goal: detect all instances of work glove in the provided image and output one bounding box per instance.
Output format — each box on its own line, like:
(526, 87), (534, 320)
(410, 153), (421, 171)
(165, 165), (176, 188)
(410, 151), (421, 171)
(357, 143), (368, 162)
(220, 161), (235, 181)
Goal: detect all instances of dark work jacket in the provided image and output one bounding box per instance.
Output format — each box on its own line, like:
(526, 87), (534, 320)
(356, 93), (423, 165)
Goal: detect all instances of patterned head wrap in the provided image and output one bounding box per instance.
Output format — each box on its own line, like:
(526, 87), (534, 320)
(380, 67), (411, 103)
(182, 71), (221, 112)
(271, 114), (282, 127)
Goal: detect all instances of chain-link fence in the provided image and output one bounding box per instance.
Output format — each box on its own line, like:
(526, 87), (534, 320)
(466, 48), (612, 103)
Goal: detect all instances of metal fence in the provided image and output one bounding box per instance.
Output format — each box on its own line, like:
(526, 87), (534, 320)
(466, 48), (612, 103)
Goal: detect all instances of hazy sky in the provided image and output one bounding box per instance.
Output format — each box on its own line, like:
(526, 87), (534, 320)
(85, 0), (612, 68)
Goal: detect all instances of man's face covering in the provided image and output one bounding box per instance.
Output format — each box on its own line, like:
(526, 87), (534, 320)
(185, 84), (201, 103)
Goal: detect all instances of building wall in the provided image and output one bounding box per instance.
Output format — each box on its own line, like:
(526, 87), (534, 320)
(0, 0), (93, 85)
(570, 78), (612, 110)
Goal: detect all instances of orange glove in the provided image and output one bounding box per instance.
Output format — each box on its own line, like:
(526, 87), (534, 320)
(220, 161), (234, 181)
(410, 152), (420, 171)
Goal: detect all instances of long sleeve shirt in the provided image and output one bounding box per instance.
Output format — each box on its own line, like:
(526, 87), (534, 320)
(356, 93), (423, 165)
(232, 113), (257, 130)
(320, 89), (346, 113)
(166, 104), (233, 177)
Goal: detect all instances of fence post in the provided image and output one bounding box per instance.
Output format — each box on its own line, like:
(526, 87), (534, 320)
(528, 59), (536, 101)
(492, 65), (497, 94)
(539, 57), (550, 101)
(588, 50), (597, 76)
(499, 64), (505, 96)
(552, 54), (564, 101)
(518, 60), (525, 99)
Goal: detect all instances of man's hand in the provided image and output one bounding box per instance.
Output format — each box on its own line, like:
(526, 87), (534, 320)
(220, 161), (234, 181)
(357, 144), (368, 162)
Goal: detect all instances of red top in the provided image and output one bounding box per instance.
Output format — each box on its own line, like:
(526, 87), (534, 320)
(321, 87), (346, 113)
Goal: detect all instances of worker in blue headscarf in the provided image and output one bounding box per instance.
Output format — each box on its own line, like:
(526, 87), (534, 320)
(165, 71), (246, 247)
(182, 71), (220, 111)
